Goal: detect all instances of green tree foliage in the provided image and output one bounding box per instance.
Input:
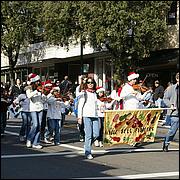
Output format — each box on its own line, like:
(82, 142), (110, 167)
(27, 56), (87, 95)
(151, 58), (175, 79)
(1, 1), (43, 83)
(42, 1), (172, 75)
(1, 1), (173, 82)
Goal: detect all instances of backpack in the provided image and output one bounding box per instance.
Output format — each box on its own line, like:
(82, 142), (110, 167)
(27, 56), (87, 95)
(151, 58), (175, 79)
(73, 91), (87, 117)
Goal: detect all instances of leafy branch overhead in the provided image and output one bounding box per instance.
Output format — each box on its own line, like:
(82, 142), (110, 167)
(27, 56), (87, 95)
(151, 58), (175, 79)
(42, 1), (172, 61)
(1, 1), (43, 83)
(1, 1), (173, 82)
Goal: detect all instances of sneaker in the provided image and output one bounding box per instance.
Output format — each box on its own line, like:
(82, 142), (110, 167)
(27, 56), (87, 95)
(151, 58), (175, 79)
(54, 142), (61, 146)
(162, 142), (169, 152)
(44, 138), (53, 144)
(94, 140), (99, 147)
(79, 134), (85, 142)
(86, 154), (93, 160)
(49, 136), (54, 141)
(26, 140), (32, 148)
(32, 144), (43, 149)
(99, 141), (104, 147)
(80, 138), (84, 142)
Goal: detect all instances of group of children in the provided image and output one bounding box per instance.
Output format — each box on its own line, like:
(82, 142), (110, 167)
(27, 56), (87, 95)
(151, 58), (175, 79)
(1, 73), (74, 149)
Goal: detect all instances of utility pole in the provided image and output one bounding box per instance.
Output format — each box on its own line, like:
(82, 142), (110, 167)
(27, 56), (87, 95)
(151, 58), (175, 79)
(80, 34), (83, 75)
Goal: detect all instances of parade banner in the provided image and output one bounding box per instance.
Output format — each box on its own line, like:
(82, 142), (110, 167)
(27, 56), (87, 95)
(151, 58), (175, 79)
(103, 108), (164, 146)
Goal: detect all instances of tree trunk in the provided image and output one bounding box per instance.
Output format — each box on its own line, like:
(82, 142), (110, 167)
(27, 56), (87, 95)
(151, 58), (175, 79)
(9, 65), (15, 86)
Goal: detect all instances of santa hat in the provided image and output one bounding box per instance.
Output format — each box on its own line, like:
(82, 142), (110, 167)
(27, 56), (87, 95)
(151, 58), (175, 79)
(28, 73), (34, 81)
(28, 73), (40, 83)
(44, 80), (52, 87)
(127, 72), (139, 81)
(96, 86), (105, 93)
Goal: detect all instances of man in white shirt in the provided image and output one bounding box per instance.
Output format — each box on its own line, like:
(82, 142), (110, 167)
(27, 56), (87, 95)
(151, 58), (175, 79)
(120, 72), (141, 110)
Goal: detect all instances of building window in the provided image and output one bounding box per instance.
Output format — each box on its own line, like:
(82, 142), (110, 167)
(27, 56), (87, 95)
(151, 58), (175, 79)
(167, 1), (177, 25)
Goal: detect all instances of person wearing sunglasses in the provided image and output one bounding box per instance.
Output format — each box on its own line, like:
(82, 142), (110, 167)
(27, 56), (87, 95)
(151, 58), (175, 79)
(77, 77), (99, 160)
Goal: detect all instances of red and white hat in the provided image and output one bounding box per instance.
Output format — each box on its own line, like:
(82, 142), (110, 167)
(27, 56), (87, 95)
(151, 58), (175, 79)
(96, 86), (105, 93)
(28, 73), (34, 81)
(127, 72), (139, 81)
(28, 73), (40, 83)
(44, 80), (52, 87)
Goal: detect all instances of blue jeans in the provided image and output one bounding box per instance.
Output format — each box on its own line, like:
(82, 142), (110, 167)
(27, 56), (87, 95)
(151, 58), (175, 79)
(83, 117), (99, 156)
(164, 115), (171, 126)
(27, 111), (43, 146)
(164, 116), (179, 146)
(48, 119), (61, 144)
(155, 98), (164, 108)
(20, 112), (32, 138)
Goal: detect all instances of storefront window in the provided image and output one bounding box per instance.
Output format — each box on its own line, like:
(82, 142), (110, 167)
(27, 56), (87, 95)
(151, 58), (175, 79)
(33, 68), (40, 75)
(167, 1), (177, 25)
(49, 66), (55, 81)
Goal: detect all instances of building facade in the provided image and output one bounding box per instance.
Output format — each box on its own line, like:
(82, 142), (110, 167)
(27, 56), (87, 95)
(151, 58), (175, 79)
(1, 1), (179, 91)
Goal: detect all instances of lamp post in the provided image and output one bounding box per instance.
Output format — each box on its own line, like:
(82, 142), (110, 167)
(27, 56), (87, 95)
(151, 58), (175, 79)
(127, 20), (136, 64)
(80, 34), (83, 75)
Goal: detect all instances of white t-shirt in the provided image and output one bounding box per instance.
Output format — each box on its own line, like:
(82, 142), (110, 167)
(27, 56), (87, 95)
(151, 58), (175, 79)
(120, 83), (140, 110)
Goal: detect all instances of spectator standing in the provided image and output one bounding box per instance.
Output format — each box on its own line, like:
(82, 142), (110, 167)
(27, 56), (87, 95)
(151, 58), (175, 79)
(4, 81), (11, 92)
(162, 72), (179, 152)
(60, 76), (72, 95)
(1, 88), (11, 136)
(162, 81), (173, 126)
(77, 77), (99, 160)
(152, 80), (165, 108)
(8, 78), (24, 117)
(9, 78), (24, 99)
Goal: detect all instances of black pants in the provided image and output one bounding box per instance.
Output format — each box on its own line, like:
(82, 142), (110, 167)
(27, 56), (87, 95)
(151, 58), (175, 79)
(40, 110), (47, 138)
(1, 112), (7, 134)
(97, 117), (104, 142)
(78, 119), (85, 139)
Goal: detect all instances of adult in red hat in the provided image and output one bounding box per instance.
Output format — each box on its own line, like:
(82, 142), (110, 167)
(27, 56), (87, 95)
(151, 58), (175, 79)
(119, 72), (141, 110)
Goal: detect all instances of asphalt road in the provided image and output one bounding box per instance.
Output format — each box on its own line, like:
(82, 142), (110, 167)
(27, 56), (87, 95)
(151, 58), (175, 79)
(1, 115), (179, 179)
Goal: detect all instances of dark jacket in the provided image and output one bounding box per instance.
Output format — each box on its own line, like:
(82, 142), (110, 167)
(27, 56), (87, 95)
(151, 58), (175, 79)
(9, 85), (23, 99)
(153, 85), (164, 101)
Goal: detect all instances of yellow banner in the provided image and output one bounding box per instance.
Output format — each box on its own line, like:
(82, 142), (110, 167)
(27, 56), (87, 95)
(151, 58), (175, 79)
(104, 109), (163, 146)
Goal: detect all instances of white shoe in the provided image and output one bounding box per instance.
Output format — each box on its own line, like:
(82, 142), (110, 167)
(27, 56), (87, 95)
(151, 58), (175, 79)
(86, 154), (93, 160)
(49, 137), (54, 141)
(94, 140), (99, 147)
(99, 141), (104, 147)
(26, 140), (32, 148)
(54, 142), (61, 146)
(44, 138), (53, 144)
(32, 144), (43, 149)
